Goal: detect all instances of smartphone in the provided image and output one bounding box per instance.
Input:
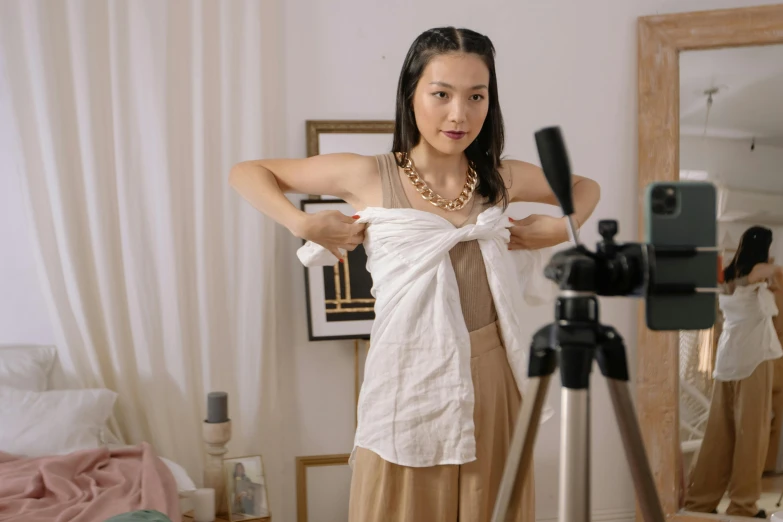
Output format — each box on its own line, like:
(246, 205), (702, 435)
(644, 181), (718, 331)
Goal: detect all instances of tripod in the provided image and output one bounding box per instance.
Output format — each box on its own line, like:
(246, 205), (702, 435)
(490, 128), (667, 522)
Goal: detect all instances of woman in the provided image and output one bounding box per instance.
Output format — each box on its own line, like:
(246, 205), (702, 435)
(684, 226), (783, 518)
(232, 463), (256, 516)
(230, 27), (600, 522)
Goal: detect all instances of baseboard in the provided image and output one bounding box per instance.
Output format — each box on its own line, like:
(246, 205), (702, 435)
(538, 508), (635, 522)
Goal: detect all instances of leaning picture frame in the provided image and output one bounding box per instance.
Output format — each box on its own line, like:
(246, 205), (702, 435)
(295, 454), (352, 522)
(222, 455), (271, 521)
(301, 199), (374, 341)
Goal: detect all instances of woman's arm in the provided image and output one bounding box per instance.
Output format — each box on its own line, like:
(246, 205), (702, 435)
(504, 160), (600, 226)
(748, 263), (783, 285)
(502, 159), (601, 250)
(228, 153), (377, 258)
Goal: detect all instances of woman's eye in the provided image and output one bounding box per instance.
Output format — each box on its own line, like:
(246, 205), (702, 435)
(432, 92), (447, 99)
(471, 94), (485, 101)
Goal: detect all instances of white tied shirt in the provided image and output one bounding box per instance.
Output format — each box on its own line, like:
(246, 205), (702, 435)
(297, 205), (560, 468)
(714, 282), (783, 381)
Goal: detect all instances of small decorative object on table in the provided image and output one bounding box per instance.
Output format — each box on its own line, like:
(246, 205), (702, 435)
(192, 488), (216, 522)
(203, 392), (231, 517)
(222, 455), (271, 521)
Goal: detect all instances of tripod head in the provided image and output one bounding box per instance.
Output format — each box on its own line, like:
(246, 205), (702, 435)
(534, 127), (651, 299)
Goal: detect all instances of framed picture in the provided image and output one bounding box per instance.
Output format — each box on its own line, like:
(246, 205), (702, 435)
(295, 454), (351, 522)
(301, 199), (375, 341)
(223, 455), (271, 521)
(305, 119), (394, 200)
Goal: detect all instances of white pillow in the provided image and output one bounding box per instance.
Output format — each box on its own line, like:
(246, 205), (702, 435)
(158, 456), (197, 493)
(0, 344), (56, 391)
(0, 385), (117, 458)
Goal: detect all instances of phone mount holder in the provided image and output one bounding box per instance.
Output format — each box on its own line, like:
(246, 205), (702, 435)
(490, 127), (675, 522)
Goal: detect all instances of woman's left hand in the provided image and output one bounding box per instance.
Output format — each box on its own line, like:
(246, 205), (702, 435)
(508, 214), (569, 250)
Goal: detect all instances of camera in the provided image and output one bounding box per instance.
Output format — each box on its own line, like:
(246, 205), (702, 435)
(534, 126), (717, 332)
(650, 185), (679, 216)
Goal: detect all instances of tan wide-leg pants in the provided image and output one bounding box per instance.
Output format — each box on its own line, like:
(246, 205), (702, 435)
(348, 321), (535, 522)
(684, 360), (774, 517)
(764, 357), (783, 471)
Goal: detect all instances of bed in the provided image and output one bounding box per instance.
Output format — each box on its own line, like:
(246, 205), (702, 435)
(0, 344), (198, 522)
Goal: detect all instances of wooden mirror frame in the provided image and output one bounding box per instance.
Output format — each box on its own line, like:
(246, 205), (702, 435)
(636, 4), (783, 522)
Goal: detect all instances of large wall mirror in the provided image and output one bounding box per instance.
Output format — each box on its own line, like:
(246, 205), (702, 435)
(637, 5), (783, 522)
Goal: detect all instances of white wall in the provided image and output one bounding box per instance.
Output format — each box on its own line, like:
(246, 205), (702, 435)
(681, 135), (783, 261)
(681, 135), (783, 192)
(4, 1), (783, 522)
(279, 1), (783, 522)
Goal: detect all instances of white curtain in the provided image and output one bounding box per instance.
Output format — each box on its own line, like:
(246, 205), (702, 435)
(0, 0), (286, 503)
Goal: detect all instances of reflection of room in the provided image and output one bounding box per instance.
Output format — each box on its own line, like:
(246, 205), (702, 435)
(678, 44), (783, 517)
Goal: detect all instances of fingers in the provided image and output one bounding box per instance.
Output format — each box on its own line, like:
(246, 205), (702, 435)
(351, 222), (367, 234)
(328, 247), (344, 260)
(334, 211), (358, 224)
(513, 215), (539, 226)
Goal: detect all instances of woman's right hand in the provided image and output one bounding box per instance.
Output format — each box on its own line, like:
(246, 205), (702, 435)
(295, 211), (366, 260)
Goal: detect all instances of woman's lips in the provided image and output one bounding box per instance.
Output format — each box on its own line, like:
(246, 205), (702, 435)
(443, 131), (467, 140)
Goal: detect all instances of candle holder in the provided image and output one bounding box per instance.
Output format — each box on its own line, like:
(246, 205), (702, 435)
(203, 419), (232, 517)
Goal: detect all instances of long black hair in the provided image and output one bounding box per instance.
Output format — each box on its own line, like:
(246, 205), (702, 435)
(723, 225), (773, 282)
(391, 27), (508, 208)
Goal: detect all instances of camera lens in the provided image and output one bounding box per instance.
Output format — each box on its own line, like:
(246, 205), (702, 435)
(651, 185), (678, 215)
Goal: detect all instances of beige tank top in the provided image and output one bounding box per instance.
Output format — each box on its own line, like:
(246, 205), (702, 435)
(375, 152), (498, 332)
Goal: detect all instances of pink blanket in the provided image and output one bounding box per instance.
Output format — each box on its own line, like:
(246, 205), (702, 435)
(0, 442), (181, 522)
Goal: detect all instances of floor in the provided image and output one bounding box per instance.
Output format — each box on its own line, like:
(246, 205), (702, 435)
(715, 475), (783, 518)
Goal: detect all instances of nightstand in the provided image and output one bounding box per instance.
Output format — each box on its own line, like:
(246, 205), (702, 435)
(181, 511), (228, 522)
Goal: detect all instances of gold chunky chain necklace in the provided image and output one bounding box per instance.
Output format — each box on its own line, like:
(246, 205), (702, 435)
(398, 152), (479, 212)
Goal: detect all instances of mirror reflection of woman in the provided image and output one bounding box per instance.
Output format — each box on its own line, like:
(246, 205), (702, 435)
(684, 226), (783, 518)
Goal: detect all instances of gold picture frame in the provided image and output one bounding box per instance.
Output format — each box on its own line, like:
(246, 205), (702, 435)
(295, 454), (351, 522)
(306, 119), (395, 157)
(222, 455), (271, 521)
(304, 119), (395, 200)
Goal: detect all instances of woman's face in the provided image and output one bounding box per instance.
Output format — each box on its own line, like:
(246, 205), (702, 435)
(411, 52), (490, 156)
(236, 463), (245, 475)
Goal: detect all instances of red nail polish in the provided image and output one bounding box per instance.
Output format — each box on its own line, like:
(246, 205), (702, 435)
(508, 218), (513, 222)
(339, 258), (344, 263)
(352, 215), (360, 219)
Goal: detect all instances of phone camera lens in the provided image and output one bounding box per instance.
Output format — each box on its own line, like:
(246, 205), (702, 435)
(652, 186), (678, 215)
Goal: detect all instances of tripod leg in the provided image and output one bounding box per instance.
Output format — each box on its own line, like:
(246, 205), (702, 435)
(491, 375), (553, 522)
(558, 339), (596, 522)
(597, 326), (666, 522)
(561, 387), (590, 522)
(492, 324), (558, 522)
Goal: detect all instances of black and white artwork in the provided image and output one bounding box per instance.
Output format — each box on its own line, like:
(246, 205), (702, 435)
(301, 199), (375, 341)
